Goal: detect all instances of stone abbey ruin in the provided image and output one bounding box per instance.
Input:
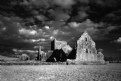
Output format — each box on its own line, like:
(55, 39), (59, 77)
(38, 31), (105, 64)
(74, 31), (105, 64)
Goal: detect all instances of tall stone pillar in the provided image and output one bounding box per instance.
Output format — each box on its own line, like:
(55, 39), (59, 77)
(37, 46), (42, 60)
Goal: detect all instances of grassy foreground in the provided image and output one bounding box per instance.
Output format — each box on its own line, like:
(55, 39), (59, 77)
(0, 64), (121, 81)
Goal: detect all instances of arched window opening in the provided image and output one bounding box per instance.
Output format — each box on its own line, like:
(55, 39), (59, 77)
(85, 37), (87, 41)
(86, 49), (88, 53)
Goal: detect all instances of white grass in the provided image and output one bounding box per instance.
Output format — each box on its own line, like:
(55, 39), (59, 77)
(0, 64), (121, 81)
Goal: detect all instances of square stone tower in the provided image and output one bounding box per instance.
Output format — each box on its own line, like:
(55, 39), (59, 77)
(51, 39), (67, 50)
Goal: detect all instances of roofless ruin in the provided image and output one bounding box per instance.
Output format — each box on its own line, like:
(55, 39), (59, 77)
(73, 31), (105, 64)
(40, 31), (105, 64)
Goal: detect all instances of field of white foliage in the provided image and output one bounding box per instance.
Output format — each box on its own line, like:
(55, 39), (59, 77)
(0, 64), (121, 81)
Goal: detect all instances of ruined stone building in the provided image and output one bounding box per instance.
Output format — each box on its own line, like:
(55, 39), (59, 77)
(47, 39), (72, 62)
(47, 31), (105, 64)
(51, 39), (67, 50)
(51, 39), (72, 53)
(75, 31), (105, 64)
(37, 46), (46, 61)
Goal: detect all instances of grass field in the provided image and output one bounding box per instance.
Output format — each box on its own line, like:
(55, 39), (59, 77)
(0, 64), (121, 81)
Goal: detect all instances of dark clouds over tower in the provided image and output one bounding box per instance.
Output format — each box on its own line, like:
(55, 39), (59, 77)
(0, 0), (121, 57)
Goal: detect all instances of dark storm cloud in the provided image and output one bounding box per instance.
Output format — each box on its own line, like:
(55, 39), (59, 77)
(1, 0), (121, 24)
(0, 0), (121, 56)
(114, 37), (121, 44)
(53, 0), (75, 8)
(88, 0), (121, 23)
(0, 16), (21, 41)
(67, 19), (117, 41)
(102, 10), (121, 25)
(92, 0), (120, 7)
(31, 0), (51, 8)
(48, 9), (70, 21)
(0, 16), (38, 52)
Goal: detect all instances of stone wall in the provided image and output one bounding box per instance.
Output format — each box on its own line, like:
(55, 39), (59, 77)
(75, 31), (105, 64)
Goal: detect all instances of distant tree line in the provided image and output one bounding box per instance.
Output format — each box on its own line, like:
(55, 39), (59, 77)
(104, 56), (121, 63)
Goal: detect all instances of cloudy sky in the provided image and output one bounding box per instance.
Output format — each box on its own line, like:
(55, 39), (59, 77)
(0, 0), (121, 57)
